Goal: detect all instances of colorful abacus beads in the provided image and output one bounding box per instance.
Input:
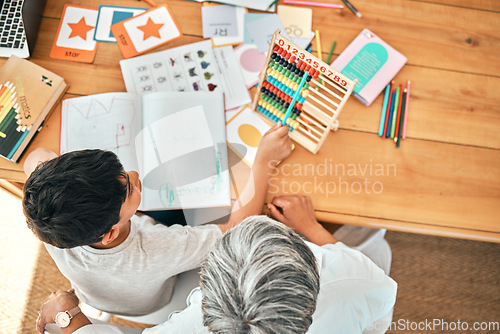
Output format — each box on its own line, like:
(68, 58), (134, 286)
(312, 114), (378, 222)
(256, 46), (318, 131)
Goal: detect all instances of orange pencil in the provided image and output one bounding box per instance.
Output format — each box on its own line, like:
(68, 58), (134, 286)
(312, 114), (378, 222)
(142, 0), (157, 7)
(394, 83), (403, 138)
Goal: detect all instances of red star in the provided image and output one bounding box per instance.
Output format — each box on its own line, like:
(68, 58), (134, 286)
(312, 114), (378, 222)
(137, 18), (164, 40)
(68, 17), (94, 40)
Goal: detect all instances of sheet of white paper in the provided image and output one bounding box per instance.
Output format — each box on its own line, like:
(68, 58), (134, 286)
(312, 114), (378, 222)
(211, 6), (246, 46)
(60, 93), (141, 172)
(202, 5), (238, 38)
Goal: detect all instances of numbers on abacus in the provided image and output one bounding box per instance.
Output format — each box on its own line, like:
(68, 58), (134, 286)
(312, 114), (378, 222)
(276, 37), (349, 87)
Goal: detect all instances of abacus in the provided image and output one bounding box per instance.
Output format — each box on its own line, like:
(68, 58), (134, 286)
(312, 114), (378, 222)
(252, 30), (357, 154)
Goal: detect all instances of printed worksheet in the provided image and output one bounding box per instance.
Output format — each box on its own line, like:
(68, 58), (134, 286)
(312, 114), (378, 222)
(120, 40), (250, 110)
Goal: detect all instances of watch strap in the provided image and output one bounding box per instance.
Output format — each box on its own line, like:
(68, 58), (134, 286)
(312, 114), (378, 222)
(66, 305), (81, 318)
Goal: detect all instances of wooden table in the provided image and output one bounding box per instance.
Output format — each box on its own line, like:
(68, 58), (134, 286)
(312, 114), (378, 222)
(0, 0), (499, 243)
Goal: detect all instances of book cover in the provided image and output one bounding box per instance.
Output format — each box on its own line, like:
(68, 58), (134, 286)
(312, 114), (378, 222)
(331, 29), (407, 106)
(60, 91), (230, 211)
(0, 56), (68, 162)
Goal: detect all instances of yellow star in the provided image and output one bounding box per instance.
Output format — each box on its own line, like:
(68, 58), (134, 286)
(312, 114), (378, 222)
(68, 17), (94, 40)
(137, 18), (164, 40)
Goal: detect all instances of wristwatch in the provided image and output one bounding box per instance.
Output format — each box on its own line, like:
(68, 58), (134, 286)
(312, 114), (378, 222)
(55, 305), (81, 328)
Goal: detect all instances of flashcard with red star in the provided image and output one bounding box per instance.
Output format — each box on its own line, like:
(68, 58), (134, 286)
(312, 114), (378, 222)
(50, 5), (98, 63)
(111, 4), (182, 59)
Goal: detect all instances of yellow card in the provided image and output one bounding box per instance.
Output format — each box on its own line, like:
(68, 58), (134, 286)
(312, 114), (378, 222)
(49, 5), (98, 63)
(277, 5), (312, 39)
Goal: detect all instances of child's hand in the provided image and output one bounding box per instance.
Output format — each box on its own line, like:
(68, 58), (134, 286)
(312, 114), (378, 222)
(267, 195), (319, 234)
(268, 195), (337, 245)
(255, 124), (293, 169)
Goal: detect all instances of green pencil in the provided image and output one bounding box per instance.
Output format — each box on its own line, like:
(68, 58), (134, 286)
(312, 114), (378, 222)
(390, 85), (400, 138)
(396, 89), (407, 147)
(326, 41), (336, 64)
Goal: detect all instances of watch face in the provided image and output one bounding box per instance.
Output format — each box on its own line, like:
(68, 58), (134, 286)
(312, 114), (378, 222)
(55, 312), (71, 328)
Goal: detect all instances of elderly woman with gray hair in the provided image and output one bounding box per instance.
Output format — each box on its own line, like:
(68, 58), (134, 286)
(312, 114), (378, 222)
(37, 195), (397, 334)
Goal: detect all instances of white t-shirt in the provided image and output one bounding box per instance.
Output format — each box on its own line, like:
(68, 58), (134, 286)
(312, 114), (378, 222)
(74, 241), (397, 333)
(45, 214), (222, 316)
(143, 242), (397, 334)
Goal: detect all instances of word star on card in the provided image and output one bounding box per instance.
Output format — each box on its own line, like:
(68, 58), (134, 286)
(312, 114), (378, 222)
(111, 4), (182, 59)
(50, 5), (98, 63)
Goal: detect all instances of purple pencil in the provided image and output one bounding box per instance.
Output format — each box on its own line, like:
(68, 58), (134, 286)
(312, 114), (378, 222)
(402, 80), (410, 139)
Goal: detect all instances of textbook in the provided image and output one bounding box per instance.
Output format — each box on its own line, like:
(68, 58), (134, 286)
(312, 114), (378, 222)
(0, 56), (68, 162)
(331, 29), (407, 106)
(60, 91), (230, 211)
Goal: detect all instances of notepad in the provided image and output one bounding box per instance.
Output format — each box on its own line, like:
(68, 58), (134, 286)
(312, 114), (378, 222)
(61, 91), (230, 210)
(331, 29), (407, 106)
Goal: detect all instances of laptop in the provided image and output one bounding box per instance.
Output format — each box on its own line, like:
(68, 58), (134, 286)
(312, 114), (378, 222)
(0, 0), (47, 58)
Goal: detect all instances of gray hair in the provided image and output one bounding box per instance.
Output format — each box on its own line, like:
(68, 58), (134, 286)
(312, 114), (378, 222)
(200, 216), (320, 334)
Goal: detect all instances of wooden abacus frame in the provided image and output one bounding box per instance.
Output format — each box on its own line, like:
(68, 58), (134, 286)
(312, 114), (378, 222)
(252, 30), (357, 154)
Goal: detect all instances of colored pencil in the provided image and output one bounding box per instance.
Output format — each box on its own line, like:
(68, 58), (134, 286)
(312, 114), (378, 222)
(394, 83), (404, 138)
(385, 91), (395, 138)
(267, 0), (279, 10)
(402, 80), (410, 139)
(315, 30), (322, 60)
(341, 0), (362, 17)
(7, 129), (29, 159)
(390, 86), (400, 138)
(382, 81), (394, 136)
(283, 0), (344, 9)
(0, 85), (12, 107)
(0, 96), (16, 124)
(378, 83), (391, 136)
(315, 30), (323, 85)
(326, 40), (336, 64)
(283, 71), (309, 126)
(0, 107), (16, 133)
(396, 89), (407, 147)
(142, 0), (157, 7)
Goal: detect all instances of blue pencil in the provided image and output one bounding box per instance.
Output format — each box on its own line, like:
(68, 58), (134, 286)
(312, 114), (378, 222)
(378, 83), (391, 136)
(385, 92), (396, 138)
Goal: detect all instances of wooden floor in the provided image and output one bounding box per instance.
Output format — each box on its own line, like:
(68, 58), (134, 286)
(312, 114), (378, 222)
(0, 0), (499, 242)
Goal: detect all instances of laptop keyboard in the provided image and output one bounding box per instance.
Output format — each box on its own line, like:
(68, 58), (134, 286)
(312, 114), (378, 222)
(0, 0), (26, 49)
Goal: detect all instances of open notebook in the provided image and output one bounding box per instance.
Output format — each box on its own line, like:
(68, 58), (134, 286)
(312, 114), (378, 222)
(60, 91), (230, 211)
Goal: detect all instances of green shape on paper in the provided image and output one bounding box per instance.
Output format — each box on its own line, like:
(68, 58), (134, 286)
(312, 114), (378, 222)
(341, 43), (388, 93)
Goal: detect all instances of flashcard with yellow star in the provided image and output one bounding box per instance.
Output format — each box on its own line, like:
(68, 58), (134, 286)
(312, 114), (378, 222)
(50, 5), (98, 63)
(111, 4), (182, 59)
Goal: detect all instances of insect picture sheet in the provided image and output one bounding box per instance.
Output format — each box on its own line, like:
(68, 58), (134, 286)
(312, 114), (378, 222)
(94, 5), (147, 43)
(49, 5), (98, 63)
(120, 40), (250, 110)
(111, 4), (182, 59)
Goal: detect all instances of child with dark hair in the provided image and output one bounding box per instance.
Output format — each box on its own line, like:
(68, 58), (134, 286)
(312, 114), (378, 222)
(23, 124), (292, 317)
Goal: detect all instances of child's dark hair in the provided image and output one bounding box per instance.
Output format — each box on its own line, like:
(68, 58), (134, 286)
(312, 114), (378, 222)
(23, 149), (129, 248)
